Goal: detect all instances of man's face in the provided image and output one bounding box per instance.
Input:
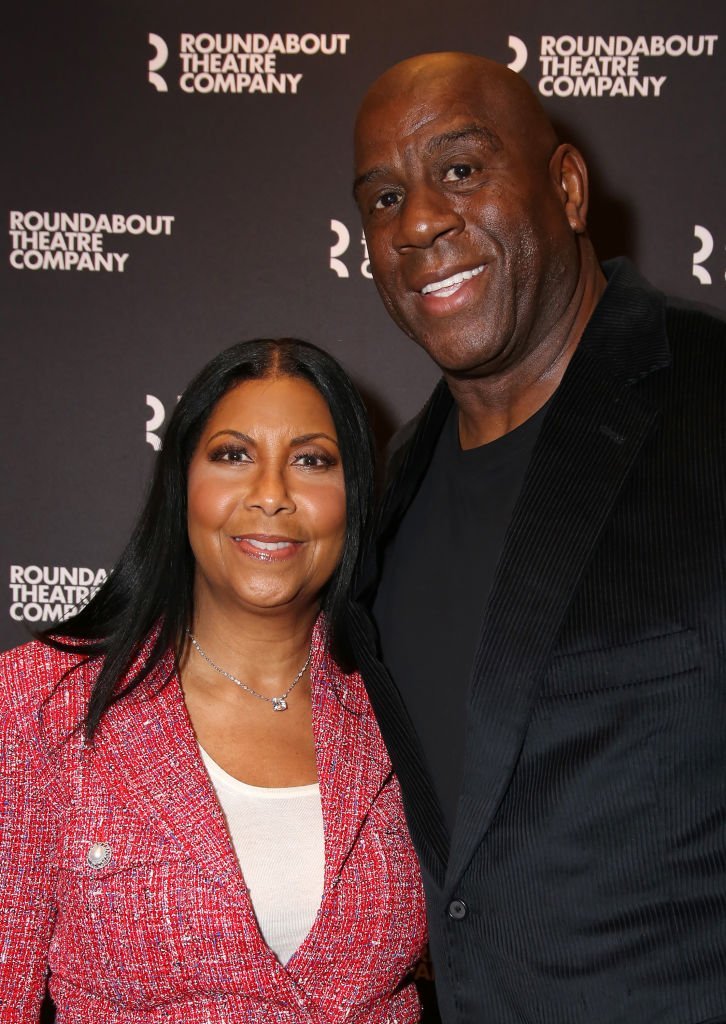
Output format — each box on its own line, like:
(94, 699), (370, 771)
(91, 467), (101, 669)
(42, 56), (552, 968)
(354, 69), (579, 378)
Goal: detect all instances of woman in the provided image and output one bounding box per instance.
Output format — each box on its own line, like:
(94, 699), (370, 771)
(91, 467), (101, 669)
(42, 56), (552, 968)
(0, 339), (427, 1023)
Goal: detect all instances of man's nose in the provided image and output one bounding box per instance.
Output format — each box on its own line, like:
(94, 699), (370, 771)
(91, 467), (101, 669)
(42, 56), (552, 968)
(244, 466), (295, 516)
(393, 184), (464, 250)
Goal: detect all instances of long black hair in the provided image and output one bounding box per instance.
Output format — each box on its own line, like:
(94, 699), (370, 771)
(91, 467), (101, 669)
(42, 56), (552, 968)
(41, 339), (375, 738)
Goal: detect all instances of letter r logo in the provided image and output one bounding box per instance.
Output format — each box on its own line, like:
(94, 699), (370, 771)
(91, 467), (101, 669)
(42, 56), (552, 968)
(692, 225), (714, 285)
(148, 33), (169, 92)
(145, 394), (165, 450)
(329, 220), (350, 278)
(507, 36), (528, 73)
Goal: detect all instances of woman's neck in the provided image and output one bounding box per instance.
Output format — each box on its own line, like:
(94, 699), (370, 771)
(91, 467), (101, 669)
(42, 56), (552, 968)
(185, 592), (319, 693)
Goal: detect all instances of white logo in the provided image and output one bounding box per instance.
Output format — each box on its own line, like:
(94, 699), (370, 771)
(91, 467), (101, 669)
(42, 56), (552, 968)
(329, 220), (350, 278)
(533, 33), (718, 98)
(8, 211), (174, 273)
(151, 32), (350, 95)
(9, 564), (107, 623)
(328, 219), (371, 279)
(148, 33), (169, 92)
(507, 36), (528, 73)
(692, 225), (715, 285)
(145, 394), (166, 450)
(145, 393), (182, 449)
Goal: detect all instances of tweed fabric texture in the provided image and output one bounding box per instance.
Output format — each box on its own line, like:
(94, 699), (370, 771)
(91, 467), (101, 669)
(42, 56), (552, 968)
(351, 260), (726, 1023)
(0, 619), (427, 1022)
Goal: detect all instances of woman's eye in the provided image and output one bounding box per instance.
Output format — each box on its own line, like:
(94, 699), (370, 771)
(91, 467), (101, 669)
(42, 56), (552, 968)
(374, 190), (401, 210)
(293, 451), (336, 469)
(209, 445), (251, 464)
(443, 164), (474, 182)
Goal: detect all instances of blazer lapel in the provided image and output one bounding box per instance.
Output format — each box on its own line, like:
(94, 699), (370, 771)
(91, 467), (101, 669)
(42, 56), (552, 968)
(446, 262), (671, 891)
(351, 382), (454, 885)
(347, 605), (449, 884)
(91, 655), (246, 892)
(309, 625), (394, 886)
(88, 619), (413, 893)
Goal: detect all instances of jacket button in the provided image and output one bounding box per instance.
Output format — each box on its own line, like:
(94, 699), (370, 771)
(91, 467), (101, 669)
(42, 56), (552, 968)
(448, 899), (467, 920)
(86, 842), (112, 869)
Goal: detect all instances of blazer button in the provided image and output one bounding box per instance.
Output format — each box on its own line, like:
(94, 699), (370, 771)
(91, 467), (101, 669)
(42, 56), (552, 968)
(86, 842), (112, 869)
(448, 899), (467, 920)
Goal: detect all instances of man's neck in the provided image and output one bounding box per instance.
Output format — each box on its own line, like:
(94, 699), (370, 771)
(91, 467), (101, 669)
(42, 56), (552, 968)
(450, 244), (606, 449)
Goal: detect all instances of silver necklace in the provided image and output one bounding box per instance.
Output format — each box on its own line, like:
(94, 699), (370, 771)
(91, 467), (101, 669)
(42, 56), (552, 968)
(185, 629), (311, 712)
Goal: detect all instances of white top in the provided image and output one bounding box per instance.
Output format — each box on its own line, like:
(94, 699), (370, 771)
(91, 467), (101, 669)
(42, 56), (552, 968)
(199, 746), (325, 965)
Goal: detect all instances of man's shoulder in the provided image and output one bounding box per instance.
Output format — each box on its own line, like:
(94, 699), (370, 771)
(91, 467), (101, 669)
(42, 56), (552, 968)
(604, 257), (726, 339)
(663, 295), (726, 391)
(597, 259), (726, 386)
(665, 293), (726, 339)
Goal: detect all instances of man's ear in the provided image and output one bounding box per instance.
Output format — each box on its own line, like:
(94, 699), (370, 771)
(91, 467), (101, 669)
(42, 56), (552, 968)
(549, 143), (589, 234)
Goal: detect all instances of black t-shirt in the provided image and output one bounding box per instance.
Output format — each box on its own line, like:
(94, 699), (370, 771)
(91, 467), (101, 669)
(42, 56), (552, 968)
(373, 403), (548, 839)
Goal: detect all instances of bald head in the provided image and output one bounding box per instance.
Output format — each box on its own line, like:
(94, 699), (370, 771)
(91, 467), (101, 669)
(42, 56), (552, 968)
(355, 52), (558, 174)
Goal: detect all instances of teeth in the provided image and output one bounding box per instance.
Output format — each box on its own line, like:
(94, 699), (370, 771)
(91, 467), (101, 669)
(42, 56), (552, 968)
(245, 539), (293, 551)
(421, 264), (485, 295)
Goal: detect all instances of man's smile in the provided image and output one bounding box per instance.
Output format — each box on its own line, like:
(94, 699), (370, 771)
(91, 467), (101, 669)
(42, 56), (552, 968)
(410, 262), (490, 317)
(420, 263), (486, 296)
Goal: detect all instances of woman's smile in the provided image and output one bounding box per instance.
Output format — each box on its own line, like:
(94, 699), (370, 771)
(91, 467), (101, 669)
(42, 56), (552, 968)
(231, 533), (305, 561)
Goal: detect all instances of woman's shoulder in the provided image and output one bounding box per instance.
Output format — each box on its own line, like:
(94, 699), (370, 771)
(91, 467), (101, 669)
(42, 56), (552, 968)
(0, 637), (97, 724)
(315, 652), (381, 733)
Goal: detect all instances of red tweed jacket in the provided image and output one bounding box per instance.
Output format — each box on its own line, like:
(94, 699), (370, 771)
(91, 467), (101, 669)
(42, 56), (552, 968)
(0, 622), (427, 1023)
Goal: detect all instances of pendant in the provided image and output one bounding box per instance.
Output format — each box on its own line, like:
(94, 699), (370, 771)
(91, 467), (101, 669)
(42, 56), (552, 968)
(272, 697), (288, 712)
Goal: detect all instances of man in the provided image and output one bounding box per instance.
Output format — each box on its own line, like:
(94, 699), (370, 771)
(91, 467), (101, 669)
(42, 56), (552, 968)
(348, 52), (726, 1022)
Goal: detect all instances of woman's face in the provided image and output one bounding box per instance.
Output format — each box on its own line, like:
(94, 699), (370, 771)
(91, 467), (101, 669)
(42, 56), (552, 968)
(187, 375), (346, 620)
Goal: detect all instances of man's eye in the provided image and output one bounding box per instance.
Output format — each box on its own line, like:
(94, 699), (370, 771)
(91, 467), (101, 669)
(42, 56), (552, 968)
(443, 164), (474, 182)
(374, 190), (401, 210)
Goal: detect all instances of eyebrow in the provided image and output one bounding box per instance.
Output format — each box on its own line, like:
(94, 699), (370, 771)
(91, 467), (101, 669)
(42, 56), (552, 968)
(206, 429), (339, 447)
(207, 430), (253, 445)
(424, 124), (502, 157)
(353, 166), (388, 198)
(291, 432), (339, 447)
(353, 123), (502, 198)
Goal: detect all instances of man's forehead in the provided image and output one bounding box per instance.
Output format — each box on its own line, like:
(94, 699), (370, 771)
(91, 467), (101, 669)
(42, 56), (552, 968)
(356, 69), (512, 154)
(358, 112), (500, 156)
(363, 67), (491, 121)
(355, 60), (557, 182)
(354, 95), (503, 176)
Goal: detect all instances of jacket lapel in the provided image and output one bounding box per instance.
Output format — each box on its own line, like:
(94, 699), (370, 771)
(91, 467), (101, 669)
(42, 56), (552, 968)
(88, 619), (401, 894)
(347, 605), (449, 885)
(309, 630), (395, 885)
(90, 654), (246, 892)
(352, 382), (454, 885)
(445, 261), (671, 890)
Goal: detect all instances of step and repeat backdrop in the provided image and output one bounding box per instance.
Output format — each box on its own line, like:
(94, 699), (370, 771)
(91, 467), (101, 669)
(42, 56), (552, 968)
(3, 1), (725, 1017)
(3, 1), (725, 656)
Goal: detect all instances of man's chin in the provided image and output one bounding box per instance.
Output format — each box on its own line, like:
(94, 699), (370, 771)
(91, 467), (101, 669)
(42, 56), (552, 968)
(410, 328), (492, 375)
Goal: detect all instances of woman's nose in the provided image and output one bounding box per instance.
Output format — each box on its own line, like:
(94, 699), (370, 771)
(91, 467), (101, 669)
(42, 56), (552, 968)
(243, 465), (296, 516)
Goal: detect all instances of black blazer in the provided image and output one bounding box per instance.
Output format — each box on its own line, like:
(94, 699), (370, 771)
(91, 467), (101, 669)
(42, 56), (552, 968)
(348, 260), (726, 1023)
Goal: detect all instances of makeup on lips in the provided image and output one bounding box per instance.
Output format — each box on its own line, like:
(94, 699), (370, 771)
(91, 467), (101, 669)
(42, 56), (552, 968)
(231, 534), (304, 562)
